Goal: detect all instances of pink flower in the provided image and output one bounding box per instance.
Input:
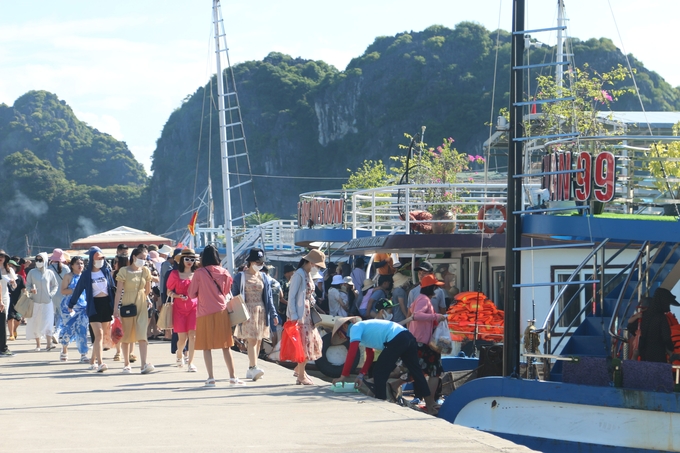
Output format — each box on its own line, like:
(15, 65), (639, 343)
(602, 90), (613, 102)
(448, 137), (454, 143)
(436, 146), (443, 154)
(468, 155), (475, 162)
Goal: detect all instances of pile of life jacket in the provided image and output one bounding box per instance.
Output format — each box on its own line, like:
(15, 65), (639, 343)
(446, 291), (504, 342)
(666, 312), (680, 365)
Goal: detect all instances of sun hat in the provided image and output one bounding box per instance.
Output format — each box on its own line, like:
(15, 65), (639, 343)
(158, 244), (173, 256)
(175, 248), (199, 264)
(302, 249), (326, 268)
(654, 287), (680, 307)
(331, 274), (344, 285)
(362, 279), (374, 292)
(247, 248), (265, 263)
(417, 261), (434, 272)
(148, 244), (159, 252)
(330, 316), (361, 346)
(375, 298), (396, 312)
(343, 276), (354, 286)
(8, 260), (18, 267)
(420, 274), (444, 288)
(310, 267), (323, 281)
(48, 248), (67, 263)
(148, 250), (163, 263)
(392, 272), (410, 288)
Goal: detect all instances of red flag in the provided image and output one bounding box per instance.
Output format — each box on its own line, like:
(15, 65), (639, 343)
(188, 211), (198, 236)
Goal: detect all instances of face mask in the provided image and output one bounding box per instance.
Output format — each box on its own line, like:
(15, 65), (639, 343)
(383, 312), (393, 321)
(35, 261), (44, 269)
(135, 258), (145, 268)
(251, 264), (263, 272)
(94, 259), (105, 269)
(310, 266), (319, 275)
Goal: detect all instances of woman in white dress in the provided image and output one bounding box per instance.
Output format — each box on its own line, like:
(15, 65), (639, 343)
(25, 252), (59, 351)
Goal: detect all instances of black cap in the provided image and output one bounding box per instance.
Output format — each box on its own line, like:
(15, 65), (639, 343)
(375, 298), (396, 311)
(417, 261), (434, 272)
(117, 243), (128, 250)
(247, 248), (265, 263)
(283, 264), (295, 274)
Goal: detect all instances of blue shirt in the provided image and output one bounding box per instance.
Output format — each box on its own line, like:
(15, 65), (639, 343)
(349, 319), (406, 350)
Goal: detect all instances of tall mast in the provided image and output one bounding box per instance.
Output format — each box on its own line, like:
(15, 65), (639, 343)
(556, 0), (565, 91)
(212, 0), (235, 273)
(504, 0), (525, 377)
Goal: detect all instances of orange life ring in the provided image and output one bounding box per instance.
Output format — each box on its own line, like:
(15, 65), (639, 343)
(477, 204), (507, 234)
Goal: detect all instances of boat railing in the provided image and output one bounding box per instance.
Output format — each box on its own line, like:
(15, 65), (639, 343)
(348, 183), (532, 236)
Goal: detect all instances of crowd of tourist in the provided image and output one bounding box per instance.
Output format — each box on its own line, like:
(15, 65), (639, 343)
(0, 244), (457, 413)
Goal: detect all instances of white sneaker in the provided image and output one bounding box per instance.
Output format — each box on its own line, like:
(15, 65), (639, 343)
(246, 367), (264, 381)
(122, 366), (132, 374)
(87, 364), (98, 371)
(141, 363), (155, 374)
(176, 357), (184, 368)
(97, 363), (108, 373)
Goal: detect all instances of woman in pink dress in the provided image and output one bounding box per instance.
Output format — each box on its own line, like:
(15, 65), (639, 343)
(286, 249), (325, 385)
(166, 248), (199, 372)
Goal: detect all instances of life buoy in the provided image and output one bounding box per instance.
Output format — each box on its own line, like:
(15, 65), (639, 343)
(477, 204), (507, 234)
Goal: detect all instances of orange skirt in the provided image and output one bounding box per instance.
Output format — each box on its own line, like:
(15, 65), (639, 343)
(195, 309), (234, 351)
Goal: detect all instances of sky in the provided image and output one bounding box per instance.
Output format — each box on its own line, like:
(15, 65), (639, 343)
(1, 0), (678, 175)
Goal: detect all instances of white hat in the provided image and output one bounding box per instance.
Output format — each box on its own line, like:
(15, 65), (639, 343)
(331, 274), (344, 285)
(158, 244), (173, 256)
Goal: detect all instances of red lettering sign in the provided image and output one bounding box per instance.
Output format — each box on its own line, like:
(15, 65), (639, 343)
(297, 198), (345, 227)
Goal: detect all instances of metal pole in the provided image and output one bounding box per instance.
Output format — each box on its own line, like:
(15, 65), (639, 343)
(504, 0), (525, 377)
(213, 0), (235, 273)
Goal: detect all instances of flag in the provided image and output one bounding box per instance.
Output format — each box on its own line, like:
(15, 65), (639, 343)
(188, 211), (198, 236)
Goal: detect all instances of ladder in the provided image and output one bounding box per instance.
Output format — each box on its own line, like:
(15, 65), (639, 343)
(212, 0), (261, 273)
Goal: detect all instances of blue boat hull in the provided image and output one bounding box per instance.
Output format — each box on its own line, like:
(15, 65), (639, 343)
(439, 377), (680, 452)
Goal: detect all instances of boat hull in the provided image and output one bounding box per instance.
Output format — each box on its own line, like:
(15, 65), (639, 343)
(439, 377), (680, 452)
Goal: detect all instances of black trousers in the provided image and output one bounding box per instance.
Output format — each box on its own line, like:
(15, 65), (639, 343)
(0, 310), (7, 352)
(372, 330), (430, 400)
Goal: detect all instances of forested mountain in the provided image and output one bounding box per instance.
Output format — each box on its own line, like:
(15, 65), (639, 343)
(2, 23), (680, 253)
(0, 91), (148, 253)
(148, 23), (680, 233)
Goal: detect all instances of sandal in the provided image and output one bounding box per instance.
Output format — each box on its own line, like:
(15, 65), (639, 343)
(112, 353), (121, 362)
(229, 377), (246, 386)
(129, 354), (137, 363)
(296, 377), (315, 386)
(188, 363), (197, 372)
(59, 352), (68, 362)
(205, 378), (216, 388)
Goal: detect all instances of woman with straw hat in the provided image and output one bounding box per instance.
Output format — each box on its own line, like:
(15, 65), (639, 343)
(166, 248), (199, 372)
(287, 249), (326, 385)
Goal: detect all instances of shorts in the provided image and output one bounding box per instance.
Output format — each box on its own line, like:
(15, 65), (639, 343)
(416, 342), (443, 378)
(88, 296), (113, 323)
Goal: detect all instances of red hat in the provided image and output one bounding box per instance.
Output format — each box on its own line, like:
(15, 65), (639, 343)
(420, 274), (444, 288)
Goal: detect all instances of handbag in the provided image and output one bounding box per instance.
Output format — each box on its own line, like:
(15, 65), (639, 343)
(15, 289), (34, 319)
(120, 304), (137, 318)
(226, 293), (250, 327)
(310, 303), (322, 327)
(157, 301), (173, 330)
(205, 268), (250, 327)
(121, 267), (144, 318)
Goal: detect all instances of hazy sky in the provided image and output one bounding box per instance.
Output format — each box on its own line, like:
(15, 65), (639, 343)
(1, 0), (677, 174)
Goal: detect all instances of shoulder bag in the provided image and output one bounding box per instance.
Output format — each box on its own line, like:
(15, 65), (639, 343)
(157, 294), (173, 330)
(15, 289), (34, 319)
(120, 268), (141, 318)
(206, 268), (249, 327)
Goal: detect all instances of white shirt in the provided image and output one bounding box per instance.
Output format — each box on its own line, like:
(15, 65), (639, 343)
(91, 270), (108, 296)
